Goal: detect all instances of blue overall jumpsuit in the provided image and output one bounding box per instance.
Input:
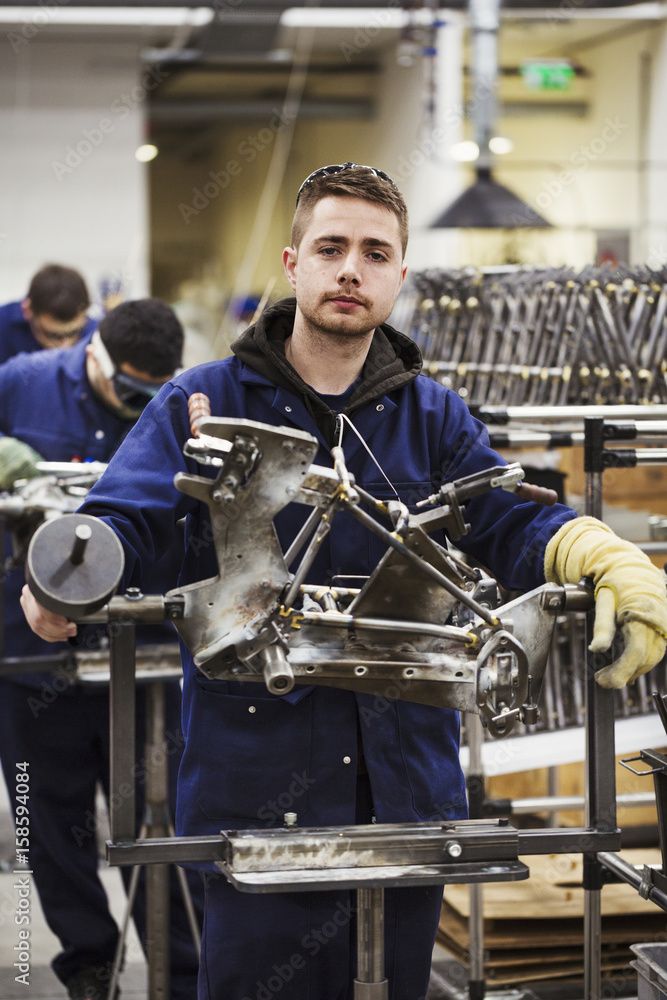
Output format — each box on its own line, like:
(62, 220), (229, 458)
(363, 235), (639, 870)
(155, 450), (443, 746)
(79, 299), (577, 1000)
(0, 299), (96, 364)
(0, 340), (202, 995)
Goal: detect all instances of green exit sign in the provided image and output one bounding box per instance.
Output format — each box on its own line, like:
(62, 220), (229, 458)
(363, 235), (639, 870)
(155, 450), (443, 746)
(520, 60), (575, 91)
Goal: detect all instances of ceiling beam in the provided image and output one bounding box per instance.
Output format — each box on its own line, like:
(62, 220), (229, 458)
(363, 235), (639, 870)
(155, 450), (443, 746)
(150, 97), (375, 121)
(0, 0), (652, 9)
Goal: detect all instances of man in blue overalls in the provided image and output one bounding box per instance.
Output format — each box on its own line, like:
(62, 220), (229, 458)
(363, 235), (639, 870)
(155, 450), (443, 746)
(0, 263), (96, 364)
(0, 299), (202, 1000)
(23, 166), (667, 999)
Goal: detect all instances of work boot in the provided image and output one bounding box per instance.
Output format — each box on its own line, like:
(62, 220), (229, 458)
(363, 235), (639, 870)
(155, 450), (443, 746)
(65, 965), (113, 1000)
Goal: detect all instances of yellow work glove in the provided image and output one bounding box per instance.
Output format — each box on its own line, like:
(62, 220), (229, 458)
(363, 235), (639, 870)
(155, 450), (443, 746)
(544, 516), (667, 689)
(0, 437), (43, 490)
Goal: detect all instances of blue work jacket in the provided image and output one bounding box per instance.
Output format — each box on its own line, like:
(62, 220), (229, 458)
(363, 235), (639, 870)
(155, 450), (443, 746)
(0, 340), (176, 675)
(80, 352), (576, 860)
(0, 300), (95, 365)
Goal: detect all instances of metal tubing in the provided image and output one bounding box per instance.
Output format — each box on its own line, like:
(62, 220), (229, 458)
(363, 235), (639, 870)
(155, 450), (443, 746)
(171, 831), (202, 954)
(511, 792), (654, 814)
(583, 608), (618, 1000)
(469, 885), (485, 994)
(354, 887), (388, 1000)
(584, 887), (602, 1000)
(517, 828), (620, 855)
(598, 851), (667, 912)
(145, 682), (170, 1000)
(282, 502), (335, 609)
(466, 714), (486, 995)
(105, 825), (623, 868)
(625, 448), (667, 465)
(479, 404), (667, 424)
(283, 507), (326, 569)
(586, 471), (603, 519)
(79, 594), (179, 625)
(257, 644), (295, 695)
(584, 418), (604, 520)
(109, 831), (144, 1000)
(109, 622), (136, 843)
(297, 611), (472, 644)
(490, 423), (667, 450)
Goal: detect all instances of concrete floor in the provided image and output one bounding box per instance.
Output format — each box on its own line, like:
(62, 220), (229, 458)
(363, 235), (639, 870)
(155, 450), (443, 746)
(0, 778), (147, 1000)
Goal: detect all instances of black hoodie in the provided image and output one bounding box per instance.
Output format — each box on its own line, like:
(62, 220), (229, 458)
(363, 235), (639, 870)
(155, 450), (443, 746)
(230, 297), (423, 444)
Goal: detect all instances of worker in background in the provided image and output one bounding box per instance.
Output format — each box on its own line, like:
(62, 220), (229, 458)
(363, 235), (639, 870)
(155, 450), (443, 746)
(0, 262), (96, 363)
(22, 165), (667, 1000)
(0, 299), (202, 1000)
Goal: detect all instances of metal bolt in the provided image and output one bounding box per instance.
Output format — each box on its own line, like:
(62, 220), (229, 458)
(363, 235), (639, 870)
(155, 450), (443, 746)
(446, 842), (462, 858)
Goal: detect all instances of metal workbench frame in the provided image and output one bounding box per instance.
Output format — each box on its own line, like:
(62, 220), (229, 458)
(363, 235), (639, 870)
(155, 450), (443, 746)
(96, 406), (667, 998)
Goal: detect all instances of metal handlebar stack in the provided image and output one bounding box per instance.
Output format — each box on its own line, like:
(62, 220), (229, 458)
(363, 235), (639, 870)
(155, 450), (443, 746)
(399, 264), (667, 408)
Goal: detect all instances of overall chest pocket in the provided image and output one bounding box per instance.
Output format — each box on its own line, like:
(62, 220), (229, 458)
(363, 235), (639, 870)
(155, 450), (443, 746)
(194, 679), (314, 824)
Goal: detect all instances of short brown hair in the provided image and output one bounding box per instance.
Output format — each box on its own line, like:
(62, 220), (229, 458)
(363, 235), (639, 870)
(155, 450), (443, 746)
(290, 166), (409, 256)
(28, 264), (90, 321)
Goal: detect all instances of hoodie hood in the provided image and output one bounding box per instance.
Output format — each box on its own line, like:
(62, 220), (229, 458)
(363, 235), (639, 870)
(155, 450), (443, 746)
(230, 297), (422, 443)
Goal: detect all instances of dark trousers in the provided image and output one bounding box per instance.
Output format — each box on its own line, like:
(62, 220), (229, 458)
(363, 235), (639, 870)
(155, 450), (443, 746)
(198, 774), (441, 1000)
(0, 677), (202, 997)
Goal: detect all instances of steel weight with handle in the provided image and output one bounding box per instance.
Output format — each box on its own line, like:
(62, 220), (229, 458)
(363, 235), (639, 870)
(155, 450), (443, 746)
(26, 513), (124, 617)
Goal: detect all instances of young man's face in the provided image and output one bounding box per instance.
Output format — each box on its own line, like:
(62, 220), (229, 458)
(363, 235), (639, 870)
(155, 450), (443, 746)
(283, 195), (407, 340)
(22, 300), (88, 349)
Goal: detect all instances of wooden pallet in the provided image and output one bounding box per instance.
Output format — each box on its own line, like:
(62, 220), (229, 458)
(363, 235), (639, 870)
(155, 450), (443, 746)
(437, 850), (667, 986)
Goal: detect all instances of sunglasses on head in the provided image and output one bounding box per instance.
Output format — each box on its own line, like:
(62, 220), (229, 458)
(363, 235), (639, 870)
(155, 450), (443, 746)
(295, 162), (400, 206)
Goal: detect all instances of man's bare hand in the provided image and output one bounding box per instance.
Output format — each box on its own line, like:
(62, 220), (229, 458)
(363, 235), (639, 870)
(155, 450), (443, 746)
(20, 585), (77, 642)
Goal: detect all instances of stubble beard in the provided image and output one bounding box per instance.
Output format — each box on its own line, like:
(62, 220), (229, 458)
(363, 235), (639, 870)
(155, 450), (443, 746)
(302, 296), (382, 342)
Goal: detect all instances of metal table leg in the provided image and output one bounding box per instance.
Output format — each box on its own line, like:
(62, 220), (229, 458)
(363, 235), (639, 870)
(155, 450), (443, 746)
(145, 680), (171, 1000)
(467, 713), (486, 1000)
(583, 611), (618, 1000)
(354, 887), (388, 999)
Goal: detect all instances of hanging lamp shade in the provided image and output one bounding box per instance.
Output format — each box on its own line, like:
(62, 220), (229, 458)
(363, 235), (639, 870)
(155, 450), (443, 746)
(432, 167), (551, 229)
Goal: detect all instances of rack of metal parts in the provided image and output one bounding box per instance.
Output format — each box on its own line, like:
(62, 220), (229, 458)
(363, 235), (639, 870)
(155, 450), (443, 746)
(398, 265), (667, 408)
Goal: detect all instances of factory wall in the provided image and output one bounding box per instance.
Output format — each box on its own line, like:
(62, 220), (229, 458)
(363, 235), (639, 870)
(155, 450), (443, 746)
(151, 15), (466, 325)
(0, 36), (150, 305)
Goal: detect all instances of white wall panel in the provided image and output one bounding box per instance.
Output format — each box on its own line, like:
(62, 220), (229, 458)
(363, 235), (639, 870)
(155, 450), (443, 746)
(0, 38), (149, 306)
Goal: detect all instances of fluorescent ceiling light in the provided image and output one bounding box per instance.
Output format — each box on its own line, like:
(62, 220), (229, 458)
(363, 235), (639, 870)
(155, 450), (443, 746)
(0, 7), (213, 26)
(489, 136), (514, 155)
(503, 1), (664, 16)
(450, 141), (480, 162)
(136, 143), (158, 162)
(280, 8), (412, 29)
